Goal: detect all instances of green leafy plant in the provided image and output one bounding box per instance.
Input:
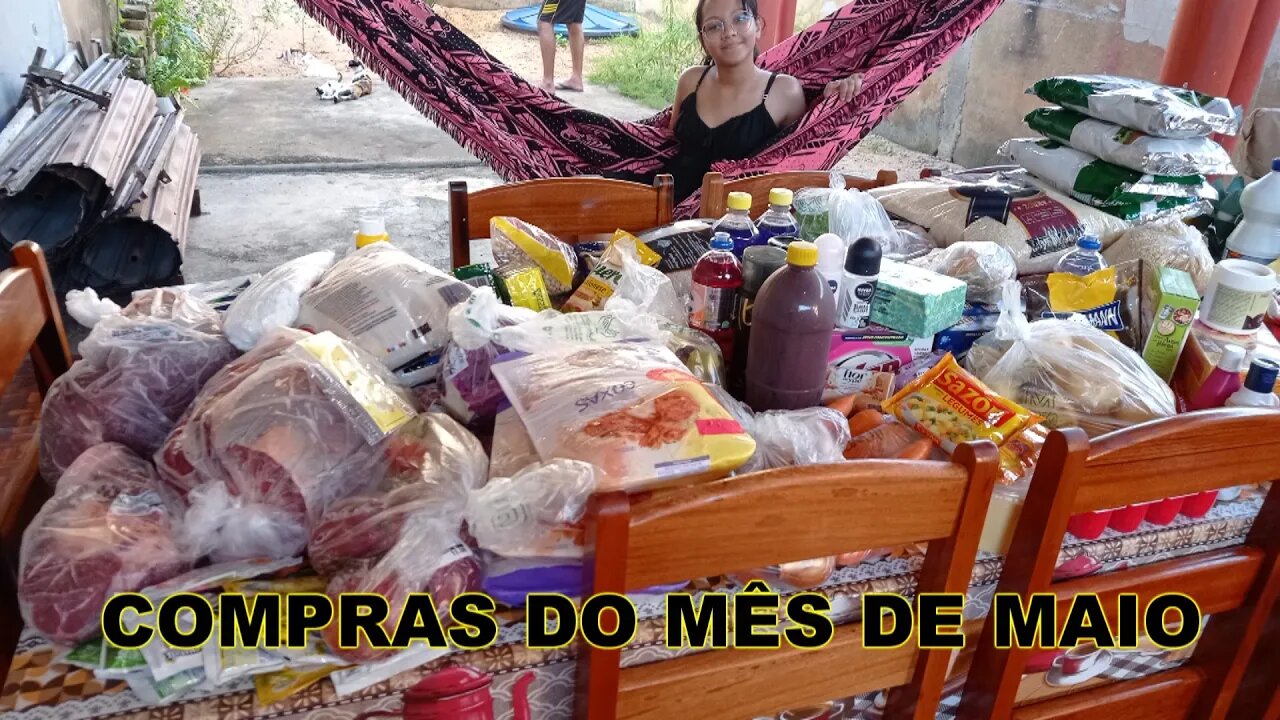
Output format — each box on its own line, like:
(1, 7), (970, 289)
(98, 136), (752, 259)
(589, 1), (700, 109)
(145, 0), (210, 95)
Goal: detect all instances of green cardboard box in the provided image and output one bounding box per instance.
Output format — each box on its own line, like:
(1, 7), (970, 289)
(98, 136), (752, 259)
(1142, 267), (1200, 382)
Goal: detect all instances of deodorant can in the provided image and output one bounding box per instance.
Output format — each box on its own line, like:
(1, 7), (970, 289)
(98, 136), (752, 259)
(836, 237), (882, 330)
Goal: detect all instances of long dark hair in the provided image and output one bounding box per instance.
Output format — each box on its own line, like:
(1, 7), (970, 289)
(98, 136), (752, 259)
(695, 0), (762, 65)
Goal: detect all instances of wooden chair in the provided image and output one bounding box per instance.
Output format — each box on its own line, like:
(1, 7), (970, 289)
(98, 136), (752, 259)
(1229, 602), (1280, 720)
(0, 242), (72, 679)
(698, 170), (899, 218)
(957, 410), (1280, 720)
(576, 443), (1001, 720)
(448, 175), (675, 269)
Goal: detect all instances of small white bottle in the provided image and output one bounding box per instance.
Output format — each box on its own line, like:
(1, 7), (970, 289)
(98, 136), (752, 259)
(1224, 358), (1280, 408)
(814, 233), (844, 295)
(836, 237), (881, 329)
(354, 214), (390, 248)
(1225, 157), (1280, 265)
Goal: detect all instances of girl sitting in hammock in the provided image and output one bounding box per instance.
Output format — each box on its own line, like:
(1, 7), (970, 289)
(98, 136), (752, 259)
(661, 0), (863, 200)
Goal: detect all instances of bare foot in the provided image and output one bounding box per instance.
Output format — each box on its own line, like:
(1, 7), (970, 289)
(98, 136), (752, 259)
(555, 78), (584, 92)
(539, 79), (556, 94)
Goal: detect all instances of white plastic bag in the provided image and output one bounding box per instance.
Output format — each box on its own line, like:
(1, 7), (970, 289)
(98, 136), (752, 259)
(966, 281), (1176, 435)
(606, 247), (686, 325)
(828, 185), (897, 248)
(466, 459), (599, 559)
(1103, 221), (1215, 294)
(65, 287), (121, 327)
(739, 407), (851, 474)
(223, 251), (334, 351)
(440, 288), (537, 424)
(297, 243), (472, 386)
(910, 242), (1018, 305)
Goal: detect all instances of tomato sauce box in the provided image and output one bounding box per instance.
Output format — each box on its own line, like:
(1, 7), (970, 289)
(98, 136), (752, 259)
(823, 324), (934, 401)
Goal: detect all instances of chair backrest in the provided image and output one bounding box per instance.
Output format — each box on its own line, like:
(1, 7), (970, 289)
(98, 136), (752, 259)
(0, 241), (72, 678)
(577, 442), (1000, 720)
(957, 410), (1280, 720)
(1230, 602), (1280, 720)
(448, 175), (675, 269)
(698, 170), (899, 219)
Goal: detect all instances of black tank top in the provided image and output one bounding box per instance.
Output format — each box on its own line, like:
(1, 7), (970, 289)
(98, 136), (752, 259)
(665, 68), (780, 202)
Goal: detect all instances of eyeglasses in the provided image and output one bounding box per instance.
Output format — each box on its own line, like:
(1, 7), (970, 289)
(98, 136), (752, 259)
(700, 10), (754, 37)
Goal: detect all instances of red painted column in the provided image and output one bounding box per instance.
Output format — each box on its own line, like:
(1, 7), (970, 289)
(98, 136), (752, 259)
(1158, 0), (1259, 96)
(755, 0), (797, 51)
(1226, 0), (1280, 110)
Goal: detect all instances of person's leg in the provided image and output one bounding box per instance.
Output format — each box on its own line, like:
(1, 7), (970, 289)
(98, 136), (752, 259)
(537, 19), (556, 93)
(563, 23), (585, 91)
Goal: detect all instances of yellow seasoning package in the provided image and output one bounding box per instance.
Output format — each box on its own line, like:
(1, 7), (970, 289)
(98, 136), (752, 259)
(562, 231), (661, 313)
(885, 354), (1042, 483)
(255, 665), (342, 706)
(1047, 267), (1122, 338)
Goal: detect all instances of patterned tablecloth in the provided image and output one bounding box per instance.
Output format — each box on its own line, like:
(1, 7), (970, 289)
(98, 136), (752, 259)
(1, 496), (1261, 720)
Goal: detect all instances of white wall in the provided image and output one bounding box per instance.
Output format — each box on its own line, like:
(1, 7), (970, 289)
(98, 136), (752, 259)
(0, 0), (70, 125)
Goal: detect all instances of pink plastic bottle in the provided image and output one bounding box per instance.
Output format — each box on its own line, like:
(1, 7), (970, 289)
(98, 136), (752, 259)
(690, 232), (744, 363)
(1186, 344), (1247, 411)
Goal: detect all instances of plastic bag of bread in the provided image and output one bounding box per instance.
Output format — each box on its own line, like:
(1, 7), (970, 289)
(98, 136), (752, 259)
(966, 281), (1176, 435)
(869, 170), (1129, 275)
(490, 341), (755, 491)
(1103, 221), (1214, 294)
(910, 242), (1018, 304)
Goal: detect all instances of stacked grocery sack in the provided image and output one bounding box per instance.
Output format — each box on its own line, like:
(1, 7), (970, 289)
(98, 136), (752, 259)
(1004, 75), (1243, 224)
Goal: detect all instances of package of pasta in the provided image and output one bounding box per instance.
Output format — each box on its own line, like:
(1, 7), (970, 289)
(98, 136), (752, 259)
(1029, 75), (1242, 138)
(1026, 108), (1235, 176)
(490, 217), (580, 294)
(490, 341), (755, 491)
(884, 353), (1042, 485)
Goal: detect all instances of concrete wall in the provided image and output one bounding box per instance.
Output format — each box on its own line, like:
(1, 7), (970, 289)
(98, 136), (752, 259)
(0, 0), (114, 126)
(876, 0), (1280, 167)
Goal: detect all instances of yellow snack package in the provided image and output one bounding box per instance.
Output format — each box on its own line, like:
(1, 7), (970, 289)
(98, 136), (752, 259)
(610, 229), (662, 266)
(885, 354), (1042, 484)
(255, 665), (341, 706)
(1047, 267), (1122, 337)
(562, 232), (661, 313)
(490, 217), (579, 293)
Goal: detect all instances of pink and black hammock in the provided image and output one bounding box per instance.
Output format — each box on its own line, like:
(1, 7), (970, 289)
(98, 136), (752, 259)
(293, 0), (1002, 215)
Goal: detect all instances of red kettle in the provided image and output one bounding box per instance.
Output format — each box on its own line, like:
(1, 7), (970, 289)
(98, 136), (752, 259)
(353, 666), (534, 720)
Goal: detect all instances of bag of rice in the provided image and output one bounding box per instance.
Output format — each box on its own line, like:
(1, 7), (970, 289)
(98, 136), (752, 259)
(1103, 221), (1215, 294)
(1029, 75), (1242, 138)
(1004, 138), (1213, 201)
(1026, 108), (1235, 176)
(868, 170), (1129, 275)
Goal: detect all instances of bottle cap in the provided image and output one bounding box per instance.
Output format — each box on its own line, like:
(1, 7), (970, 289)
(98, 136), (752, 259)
(768, 188), (793, 207)
(1272, 157), (1280, 173)
(844, 237), (882, 275)
(814, 233), (845, 273)
(1076, 234), (1101, 251)
(742, 245), (787, 293)
(1244, 358), (1279, 392)
(357, 214), (386, 237)
(1220, 344), (1248, 373)
(710, 231), (734, 251)
(787, 241), (818, 267)
(727, 192), (753, 211)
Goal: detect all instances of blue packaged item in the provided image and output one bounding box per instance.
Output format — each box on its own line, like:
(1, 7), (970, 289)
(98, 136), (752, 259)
(933, 303), (1001, 357)
(755, 188), (800, 248)
(483, 558), (687, 606)
(714, 191), (760, 257)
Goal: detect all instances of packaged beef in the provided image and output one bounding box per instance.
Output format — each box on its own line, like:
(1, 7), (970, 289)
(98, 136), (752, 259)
(491, 341), (755, 491)
(19, 444), (189, 645)
(1029, 75), (1242, 138)
(223, 251), (335, 351)
(440, 288), (537, 426)
(39, 289), (238, 483)
(297, 243), (473, 386)
(161, 331), (417, 561)
(869, 171), (1129, 275)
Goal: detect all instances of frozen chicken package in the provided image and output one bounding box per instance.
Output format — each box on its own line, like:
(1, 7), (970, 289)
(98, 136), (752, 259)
(490, 341), (755, 490)
(297, 243), (473, 386)
(1029, 75), (1242, 138)
(1026, 107), (1235, 176)
(869, 170), (1129, 275)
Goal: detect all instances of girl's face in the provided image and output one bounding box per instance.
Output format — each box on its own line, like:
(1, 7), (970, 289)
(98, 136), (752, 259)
(698, 0), (759, 66)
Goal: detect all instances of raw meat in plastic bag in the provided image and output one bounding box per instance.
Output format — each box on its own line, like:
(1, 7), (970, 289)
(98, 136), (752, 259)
(491, 342), (755, 490)
(19, 443), (189, 645)
(297, 243), (473, 386)
(966, 281), (1176, 435)
(223, 251), (335, 351)
(40, 289), (238, 483)
(440, 288), (537, 425)
(159, 332), (417, 561)
(308, 412), (487, 574)
(466, 459), (598, 559)
(320, 516), (482, 663)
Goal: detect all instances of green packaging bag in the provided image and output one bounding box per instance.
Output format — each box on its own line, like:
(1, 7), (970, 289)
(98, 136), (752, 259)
(1029, 74), (1241, 138)
(1004, 138), (1212, 202)
(1025, 107), (1235, 176)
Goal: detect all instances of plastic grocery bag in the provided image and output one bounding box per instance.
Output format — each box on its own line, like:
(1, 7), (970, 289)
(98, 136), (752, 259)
(1029, 75), (1242, 138)
(40, 289), (238, 483)
(1103, 221), (1215, 294)
(491, 341), (755, 490)
(297, 243), (473, 386)
(739, 407), (851, 473)
(466, 459), (599, 559)
(910, 242), (1018, 305)
(440, 288), (538, 425)
(64, 287), (121, 327)
(966, 281), (1176, 435)
(828, 184), (897, 248)
(1026, 108), (1234, 176)
(159, 331), (417, 561)
(223, 251), (335, 351)
(19, 443), (190, 645)
(606, 245), (686, 325)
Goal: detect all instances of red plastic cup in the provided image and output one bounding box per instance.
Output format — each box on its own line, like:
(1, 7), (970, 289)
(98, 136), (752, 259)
(1109, 502), (1154, 533)
(1067, 510), (1114, 540)
(1181, 490), (1219, 519)
(1147, 496), (1186, 526)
